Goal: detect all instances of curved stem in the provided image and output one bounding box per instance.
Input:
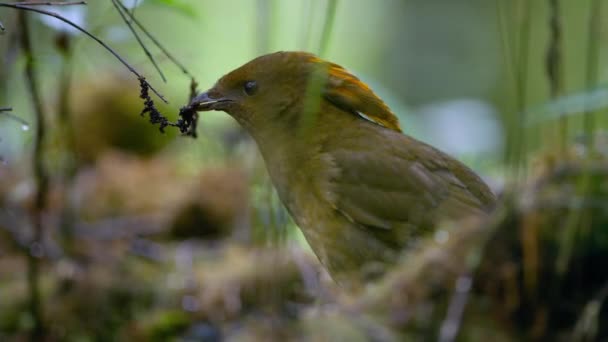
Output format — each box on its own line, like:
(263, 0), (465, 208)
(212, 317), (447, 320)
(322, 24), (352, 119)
(0, 2), (168, 103)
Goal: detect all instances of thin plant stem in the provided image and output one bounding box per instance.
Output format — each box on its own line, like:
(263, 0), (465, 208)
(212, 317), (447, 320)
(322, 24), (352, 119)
(318, 0), (338, 57)
(496, 0), (531, 179)
(495, 0), (518, 167)
(546, 0), (567, 153)
(584, 0), (602, 151)
(513, 0), (531, 182)
(18, 12), (48, 339)
(496, 0), (518, 91)
(113, 0), (194, 78)
(557, 0), (605, 283)
(0, 2), (168, 103)
(56, 33), (78, 251)
(110, 0), (166, 82)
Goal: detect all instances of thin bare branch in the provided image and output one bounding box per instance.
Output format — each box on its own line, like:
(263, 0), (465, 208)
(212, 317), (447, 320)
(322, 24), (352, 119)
(113, 0), (195, 78)
(0, 2), (168, 103)
(19, 11), (48, 338)
(546, 0), (567, 153)
(110, 0), (166, 82)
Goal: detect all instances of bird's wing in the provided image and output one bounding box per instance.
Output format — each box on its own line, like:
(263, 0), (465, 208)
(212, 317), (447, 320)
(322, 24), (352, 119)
(321, 129), (495, 238)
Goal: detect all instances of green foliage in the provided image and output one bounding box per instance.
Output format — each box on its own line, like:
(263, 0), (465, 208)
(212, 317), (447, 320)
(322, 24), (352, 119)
(147, 0), (198, 18)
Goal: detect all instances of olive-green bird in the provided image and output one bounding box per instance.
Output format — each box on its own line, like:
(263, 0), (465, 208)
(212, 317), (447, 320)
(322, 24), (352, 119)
(190, 51), (496, 284)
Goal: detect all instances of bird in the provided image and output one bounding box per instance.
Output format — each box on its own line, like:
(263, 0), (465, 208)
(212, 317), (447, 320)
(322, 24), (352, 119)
(189, 51), (496, 285)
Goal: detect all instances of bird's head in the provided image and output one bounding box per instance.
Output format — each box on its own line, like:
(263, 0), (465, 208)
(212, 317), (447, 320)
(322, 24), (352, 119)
(190, 51), (401, 135)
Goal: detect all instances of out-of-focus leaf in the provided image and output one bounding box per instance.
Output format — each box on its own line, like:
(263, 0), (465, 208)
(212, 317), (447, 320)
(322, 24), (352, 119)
(527, 85), (608, 125)
(147, 0), (197, 18)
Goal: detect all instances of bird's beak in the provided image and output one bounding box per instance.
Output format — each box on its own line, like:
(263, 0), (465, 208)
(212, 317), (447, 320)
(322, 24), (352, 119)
(189, 91), (230, 111)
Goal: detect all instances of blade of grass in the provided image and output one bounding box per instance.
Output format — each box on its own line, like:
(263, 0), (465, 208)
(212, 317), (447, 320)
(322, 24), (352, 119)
(496, 0), (531, 181)
(495, 0), (519, 167)
(556, 1), (605, 291)
(318, 0), (338, 57)
(584, 0), (602, 151)
(496, 0), (518, 92)
(19, 12), (49, 339)
(546, 0), (567, 153)
(513, 0), (531, 182)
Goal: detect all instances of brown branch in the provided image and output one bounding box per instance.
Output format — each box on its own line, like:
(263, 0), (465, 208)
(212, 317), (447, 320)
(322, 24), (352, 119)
(0, 2), (168, 103)
(18, 11), (48, 339)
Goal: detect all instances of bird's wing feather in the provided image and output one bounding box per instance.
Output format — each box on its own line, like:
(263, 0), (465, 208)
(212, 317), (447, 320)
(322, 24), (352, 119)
(321, 127), (495, 237)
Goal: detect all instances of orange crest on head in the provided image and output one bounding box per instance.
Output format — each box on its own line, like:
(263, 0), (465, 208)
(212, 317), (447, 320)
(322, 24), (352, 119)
(307, 56), (402, 132)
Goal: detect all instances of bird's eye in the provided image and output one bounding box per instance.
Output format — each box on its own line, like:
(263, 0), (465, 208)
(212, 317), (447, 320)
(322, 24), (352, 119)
(243, 80), (258, 96)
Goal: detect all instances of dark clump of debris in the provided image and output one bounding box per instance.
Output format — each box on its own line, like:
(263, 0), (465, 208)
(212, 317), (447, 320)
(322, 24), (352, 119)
(139, 77), (199, 138)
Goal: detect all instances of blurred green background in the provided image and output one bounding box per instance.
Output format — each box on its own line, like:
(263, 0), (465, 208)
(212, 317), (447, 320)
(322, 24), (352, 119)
(1, 0), (608, 340)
